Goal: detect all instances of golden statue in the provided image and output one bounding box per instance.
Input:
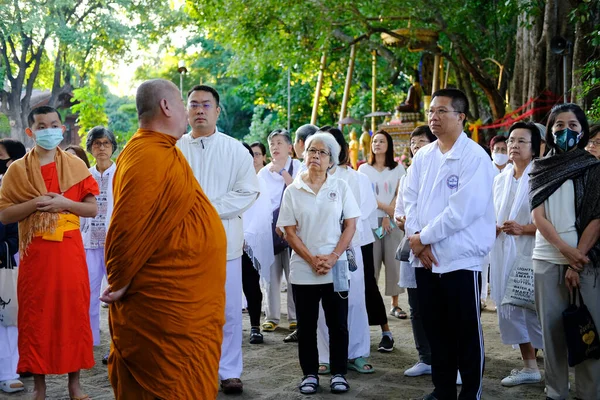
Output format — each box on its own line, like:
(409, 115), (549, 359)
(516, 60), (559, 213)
(348, 129), (359, 169)
(359, 126), (371, 162)
(396, 73), (423, 113)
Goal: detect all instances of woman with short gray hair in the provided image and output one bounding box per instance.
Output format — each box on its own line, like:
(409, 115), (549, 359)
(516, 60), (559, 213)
(278, 133), (360, 394)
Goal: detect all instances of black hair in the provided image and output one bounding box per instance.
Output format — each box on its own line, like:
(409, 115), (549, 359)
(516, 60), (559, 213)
(489, 135), (507, 149)
(0, 138), (26, 160)
(295, 124), (319, 143)
(186, 85), (220, 106)
(431, 88), (469, 126)
(410, 125), (436, 143)
(588, 124), (600, 140)
(545, 103), (590, 153)
(86, 126), (117, 155)
(507, 122), (542, 158)
(409, 125), (436, 157)
(317, 126), (349, 165)
(267, 128), (292, 145)
(65, 145), (91, 168)
(242, 142), (254, 158)
(369, 130), (398, 169)
(27, 106), (62, 127)
(250, 141), (267, 156)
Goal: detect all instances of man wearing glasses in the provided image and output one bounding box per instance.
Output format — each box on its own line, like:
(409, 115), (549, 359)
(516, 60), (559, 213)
(177, 85), (260, 394)
(404, 89), (496, 400)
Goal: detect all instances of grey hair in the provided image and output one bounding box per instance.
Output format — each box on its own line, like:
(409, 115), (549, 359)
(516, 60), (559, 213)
(86, 126), (117, 154)
(304, 133), (340, 168)
(267, 128), (292, 145)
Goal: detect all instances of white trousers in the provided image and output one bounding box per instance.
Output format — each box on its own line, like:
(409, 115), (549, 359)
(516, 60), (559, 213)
(219, 257), (243, 380)
(481, 263), (489, 302)
(0, 325), (18, 381)
(266, 250), (296, 324)
(86, 248), (106, 346)
(317, 246), (370, 363)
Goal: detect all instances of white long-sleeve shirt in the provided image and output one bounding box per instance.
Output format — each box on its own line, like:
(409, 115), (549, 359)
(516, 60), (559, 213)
(177, 130), (260, 260)
(403, 132), (496, 274)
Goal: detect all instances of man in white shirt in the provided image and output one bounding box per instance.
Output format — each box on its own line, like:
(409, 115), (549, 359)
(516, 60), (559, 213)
(177, 85), (260, 394)
(404, 89), (496, 400)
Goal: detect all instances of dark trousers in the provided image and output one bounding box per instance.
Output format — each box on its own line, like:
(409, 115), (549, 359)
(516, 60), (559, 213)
(241, 252), (263, 327)
(293, 283), (348, 376)
(361, 243), (388, 326)
(408, 287), (432, 365)
(415, 268), (484, 400)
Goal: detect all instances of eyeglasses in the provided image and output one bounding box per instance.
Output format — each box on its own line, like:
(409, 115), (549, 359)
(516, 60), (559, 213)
(588, 139), (600, 147)
(306, 148), (331, 158)
(187, 102), (213, 110)
(92, 141), (112, 149)
(507, 139), (532, 146)
(427, 109), (463, 117)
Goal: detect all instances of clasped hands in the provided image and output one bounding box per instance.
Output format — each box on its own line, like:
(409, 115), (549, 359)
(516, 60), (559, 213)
(408, 233), (438, 270)
(36, 193), (72, 213)
(496, 220), (523, 236)
(310, 253), (339, 275)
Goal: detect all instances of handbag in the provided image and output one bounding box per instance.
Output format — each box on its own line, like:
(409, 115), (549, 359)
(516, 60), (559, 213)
(562, 288), (600, 367)
(0, 242), (18, 327)
(272, 161), (294, 255)
(339, 212), (357, 272)
(501, 254), (536, 311)
(396, 236), (411, 262)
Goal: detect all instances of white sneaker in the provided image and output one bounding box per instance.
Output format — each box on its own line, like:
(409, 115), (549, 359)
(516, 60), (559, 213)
(404, 362), (432, 377)
(456, 371), (462, 385)
(501, 369), (542, 387)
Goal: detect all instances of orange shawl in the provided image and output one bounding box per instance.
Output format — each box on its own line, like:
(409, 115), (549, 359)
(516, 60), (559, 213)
(0, 147), (91, 253)
(105, 129), (227, 400)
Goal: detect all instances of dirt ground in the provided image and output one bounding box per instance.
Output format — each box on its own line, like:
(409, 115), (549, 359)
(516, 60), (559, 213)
(3, 286), (555, 400)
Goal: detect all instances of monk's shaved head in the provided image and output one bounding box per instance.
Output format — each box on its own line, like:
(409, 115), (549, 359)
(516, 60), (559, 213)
(135, 79), (189, 138)
(136, 79), (181, 122)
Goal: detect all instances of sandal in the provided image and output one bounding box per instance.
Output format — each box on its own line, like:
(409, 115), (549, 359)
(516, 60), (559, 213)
(249, 328), (264, 344)
(347, 357), (375, 374)
(70, 396), (90, 400)
(289, 321), (297, 330)
(318, 363), (330, 375)
(261, 321), (278, 332)
(390, 306), (408, 319)
(330, 374), (349, 394)
(0, 379), (25, 393)
(299, 375), (319, 395)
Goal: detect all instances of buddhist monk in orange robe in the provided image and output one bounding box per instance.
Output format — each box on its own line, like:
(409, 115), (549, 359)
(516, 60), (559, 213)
(101, 79), (227, 400)
(0, 106), (98, 400)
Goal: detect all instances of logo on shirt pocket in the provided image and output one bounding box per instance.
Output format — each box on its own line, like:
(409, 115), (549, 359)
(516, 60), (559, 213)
(446, 174), (459, 190)
(327, 190), (339, 201)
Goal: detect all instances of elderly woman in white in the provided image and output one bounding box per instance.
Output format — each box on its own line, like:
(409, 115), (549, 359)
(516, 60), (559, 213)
(490, 122), (543, 386)
(277, 133), (361, 395)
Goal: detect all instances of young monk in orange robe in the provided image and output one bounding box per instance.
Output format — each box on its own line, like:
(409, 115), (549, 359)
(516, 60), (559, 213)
(0, 106), (98, 400)
(101, 79), (227, 400)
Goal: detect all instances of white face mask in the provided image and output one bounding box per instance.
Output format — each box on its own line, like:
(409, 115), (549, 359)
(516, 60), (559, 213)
(492, 152), (509, 166)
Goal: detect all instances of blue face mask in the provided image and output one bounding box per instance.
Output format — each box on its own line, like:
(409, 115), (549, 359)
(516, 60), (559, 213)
(553, 128), (582, 152)
(35, 128), (64, 150)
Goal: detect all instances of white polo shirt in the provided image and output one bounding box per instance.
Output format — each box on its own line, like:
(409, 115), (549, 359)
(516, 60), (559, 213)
(277, 172), (361, 285)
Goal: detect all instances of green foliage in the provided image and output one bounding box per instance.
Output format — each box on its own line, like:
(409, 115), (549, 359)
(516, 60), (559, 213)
(71, 77), (109, 143)
(0, 114), (11, 137)
(244, 105), (280, 148)
(105, 94), (138, 153)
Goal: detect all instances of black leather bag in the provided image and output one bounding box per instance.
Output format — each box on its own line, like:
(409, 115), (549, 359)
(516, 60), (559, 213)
(272, 162), (294, 255)
(562, 288), (600, 367)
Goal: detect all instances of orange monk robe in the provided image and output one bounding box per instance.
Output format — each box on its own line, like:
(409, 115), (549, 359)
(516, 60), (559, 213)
(0, 148), (97, 374)
(105, 129), (227, 400)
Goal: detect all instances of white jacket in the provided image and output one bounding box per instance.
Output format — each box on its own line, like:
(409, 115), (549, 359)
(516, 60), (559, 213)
(177, 131), (260, 260)
(404, 132), (496, 274)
